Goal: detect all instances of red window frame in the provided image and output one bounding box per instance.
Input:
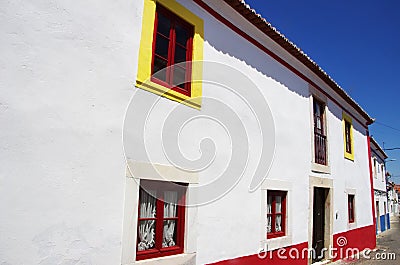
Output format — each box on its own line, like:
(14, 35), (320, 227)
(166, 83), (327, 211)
(136, 180), (187, 261)
(267, 191), (287, 239)
(344, 120), (352, 154)
(151, 4), (194, 96)
(348, 194), (355, 223)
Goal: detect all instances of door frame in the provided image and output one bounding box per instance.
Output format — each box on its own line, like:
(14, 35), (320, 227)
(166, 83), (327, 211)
(308, 176), (333, 264)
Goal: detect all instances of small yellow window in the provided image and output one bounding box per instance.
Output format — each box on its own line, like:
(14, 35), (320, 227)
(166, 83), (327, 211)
(343, 112), (354, 160)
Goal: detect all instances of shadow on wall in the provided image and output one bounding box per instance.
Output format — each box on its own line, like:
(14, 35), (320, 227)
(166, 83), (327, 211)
(203, 8), (367, 138)
(203, 13), (309, 100)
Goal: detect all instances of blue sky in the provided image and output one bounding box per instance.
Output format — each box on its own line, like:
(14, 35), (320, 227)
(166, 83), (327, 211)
(246, 0), (400, 182)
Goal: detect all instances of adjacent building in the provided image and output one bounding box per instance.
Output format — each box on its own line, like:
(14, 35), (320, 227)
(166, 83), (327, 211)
(1, 0), (379, 265)
(388, 182), (400, 217)
(369, 137), (389, 233)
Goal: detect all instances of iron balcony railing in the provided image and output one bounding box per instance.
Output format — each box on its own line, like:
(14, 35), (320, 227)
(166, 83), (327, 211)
(314, 132), (327, 165)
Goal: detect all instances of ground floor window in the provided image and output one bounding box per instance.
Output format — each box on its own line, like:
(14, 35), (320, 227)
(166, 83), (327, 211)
(136, 180), (187, 260)
(267, 190), (287, 238)
(348, 194), (355, 223)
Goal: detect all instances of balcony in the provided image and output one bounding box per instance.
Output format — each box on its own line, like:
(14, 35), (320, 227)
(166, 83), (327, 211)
(314, 132), (327, 165)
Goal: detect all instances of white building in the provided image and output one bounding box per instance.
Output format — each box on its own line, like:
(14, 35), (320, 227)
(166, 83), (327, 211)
(1, 0), (377, 264)
(387, 182), (399, 217)
(370, 137), (389, 233)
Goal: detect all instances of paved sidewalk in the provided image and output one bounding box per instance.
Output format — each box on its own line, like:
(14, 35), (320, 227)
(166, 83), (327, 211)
(334, 216), (400, 265)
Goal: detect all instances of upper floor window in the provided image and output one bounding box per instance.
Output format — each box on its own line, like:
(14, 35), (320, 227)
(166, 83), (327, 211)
(135, 0), (204, 109)
(151, 5), (194, 96)
(343, 113), (354, 160)
(381, 165), (385, 182)
(136, 180), (187, 260)
(267, 191), (287, 238)
(373, 158), (377, 178)
(344, 121), (352, 153)
(313, 98), (327, 165)
(348, 194), (355, 223)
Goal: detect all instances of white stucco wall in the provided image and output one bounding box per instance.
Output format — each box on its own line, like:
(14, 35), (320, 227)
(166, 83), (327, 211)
(1, 0), (374, 264)
(0, 0), (142, 264)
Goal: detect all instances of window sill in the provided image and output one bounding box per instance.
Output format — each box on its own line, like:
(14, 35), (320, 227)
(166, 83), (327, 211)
(344, 152), (354, 161)
(311, 163), (331, 174)
(136, 80), (201, 110)
(132, 253), (196, 265)
(263, 235), (293, 251)
(267, 232), (285, 239)
(347, 221), (357, 230)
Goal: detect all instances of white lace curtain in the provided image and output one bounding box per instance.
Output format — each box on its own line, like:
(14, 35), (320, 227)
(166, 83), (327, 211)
(267, 196), (272, 233)
(138, 189), (157, 251)
(275, 196), (282, 232)
(267, 195), (282, 233)
(163, 191), (177, 248)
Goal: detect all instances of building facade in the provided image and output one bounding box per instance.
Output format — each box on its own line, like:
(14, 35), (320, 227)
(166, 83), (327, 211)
(1, 0), (377, 265)
(370, 137), (389, 233)
(388, 182), (399, 217)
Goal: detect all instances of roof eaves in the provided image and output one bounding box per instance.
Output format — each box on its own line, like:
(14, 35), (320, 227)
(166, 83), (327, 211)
(222, 0), (374, 125)
(370, 137), (389, 159)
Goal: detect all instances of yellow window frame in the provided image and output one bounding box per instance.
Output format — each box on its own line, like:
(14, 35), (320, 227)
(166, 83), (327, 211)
(343, 112), (354, 161)
(136, 0), (204, 109)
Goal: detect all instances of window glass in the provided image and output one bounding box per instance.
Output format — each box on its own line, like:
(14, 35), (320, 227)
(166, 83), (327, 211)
(138, 189), (157, 251)
(267, 191), (286, 238)
(345, 121), (352, 153)
(175, 24), (189, 46)
(151, 5), (194, 96)
(157, 13), (171, 37)
(163, 191), (178, 248)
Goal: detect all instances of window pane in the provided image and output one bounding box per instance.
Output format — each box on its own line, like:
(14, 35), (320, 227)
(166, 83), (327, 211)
(275, 214), (282, 232)
(345, 121), (352, 153)
(276, 196), (282, 213)
(313, 100), (324, 133)
(314, 101), (321, 116)
(138, 220), (156, 251)
(349, 196), (354, 210)
(164, 191), (178, 218)
(267, 196), (272, 214)
(174, 45), (187, 64)
(163, 220), (177, 248)
(139, 189), (157, 218)
(155, 34), (170, 59)
(157, 12), (171, 37)
(348, 195), (355, 222)
(267, 215), (272, 233)
(173, 66), (186, 89)
(315, 117), (322, 131)
(175, 24), (189, 46)
(153, 57), (168, 81)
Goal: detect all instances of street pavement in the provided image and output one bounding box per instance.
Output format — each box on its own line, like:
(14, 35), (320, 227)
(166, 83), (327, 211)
(334, 215), (400, 265)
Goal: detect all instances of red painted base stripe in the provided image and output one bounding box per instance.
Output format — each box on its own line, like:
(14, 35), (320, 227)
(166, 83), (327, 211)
(206, 242), (308, 265)
(206, 225), (376, 264)
(333, 225), (376, 261)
